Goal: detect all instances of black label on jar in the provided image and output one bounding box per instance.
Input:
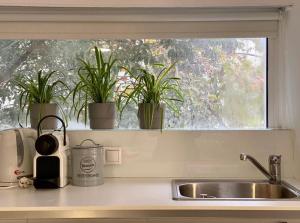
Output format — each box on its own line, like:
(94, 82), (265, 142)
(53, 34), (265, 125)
(77, 173), (100, 178)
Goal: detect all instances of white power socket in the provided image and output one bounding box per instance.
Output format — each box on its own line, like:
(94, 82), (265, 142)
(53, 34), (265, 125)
(103, 147), (122, 165)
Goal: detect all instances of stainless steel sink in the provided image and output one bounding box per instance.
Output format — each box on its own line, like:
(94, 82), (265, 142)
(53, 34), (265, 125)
(172, 179), (300, 200)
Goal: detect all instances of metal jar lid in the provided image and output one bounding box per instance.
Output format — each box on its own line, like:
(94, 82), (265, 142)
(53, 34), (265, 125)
(73, 139), (102, 149)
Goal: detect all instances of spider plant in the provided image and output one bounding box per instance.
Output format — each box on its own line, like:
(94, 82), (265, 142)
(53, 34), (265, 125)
(72, 46), (118, 129)
(12, 69), (68, 128)
(121, 63), (184, 130)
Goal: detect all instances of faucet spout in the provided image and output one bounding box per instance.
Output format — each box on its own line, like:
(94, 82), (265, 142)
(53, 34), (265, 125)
(240, 153), (281, 184)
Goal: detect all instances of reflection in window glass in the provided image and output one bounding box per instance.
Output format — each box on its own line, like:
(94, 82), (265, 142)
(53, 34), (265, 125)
(0, 38), (266, 129)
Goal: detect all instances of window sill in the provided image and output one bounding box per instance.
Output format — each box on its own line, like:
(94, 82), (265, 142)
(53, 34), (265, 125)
(65, 128), (291, 132)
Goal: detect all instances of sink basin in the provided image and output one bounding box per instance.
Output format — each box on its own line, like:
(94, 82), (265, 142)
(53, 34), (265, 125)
(172, 180), (300, 200)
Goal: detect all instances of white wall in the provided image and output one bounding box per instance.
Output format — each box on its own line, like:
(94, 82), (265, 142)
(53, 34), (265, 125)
(68, 130), (294, 178)
(285, 3), (300, 179)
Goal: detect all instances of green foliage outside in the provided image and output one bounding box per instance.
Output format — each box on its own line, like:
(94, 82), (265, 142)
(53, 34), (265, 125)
(0, 38), (266, 129)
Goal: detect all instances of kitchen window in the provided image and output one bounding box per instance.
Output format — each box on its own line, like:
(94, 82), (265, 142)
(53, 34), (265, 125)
(0, 38), (267, 129)
(0, 7), (282, 130)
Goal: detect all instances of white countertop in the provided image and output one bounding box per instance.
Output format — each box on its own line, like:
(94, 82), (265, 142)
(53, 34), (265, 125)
(1, 178), (300, 219)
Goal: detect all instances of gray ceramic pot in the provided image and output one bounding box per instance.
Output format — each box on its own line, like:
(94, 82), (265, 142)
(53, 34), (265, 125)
(138, 103), (165, 129)
(30, 103), (58, 129)
(88, 102), (116, 129)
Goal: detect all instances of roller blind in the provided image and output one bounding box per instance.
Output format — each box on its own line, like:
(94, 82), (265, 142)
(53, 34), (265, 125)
(0, 6), (284, 39)
(0, 0), (294, 8)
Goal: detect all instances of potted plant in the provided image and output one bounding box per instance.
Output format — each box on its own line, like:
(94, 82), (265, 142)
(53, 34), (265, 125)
(72, 46), (118, 129)
(13, 70), (68, 129)
(121, 63), (183, 130)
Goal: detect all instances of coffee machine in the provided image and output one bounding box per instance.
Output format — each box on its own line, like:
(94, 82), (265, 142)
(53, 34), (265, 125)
(33, 115), (69, 189)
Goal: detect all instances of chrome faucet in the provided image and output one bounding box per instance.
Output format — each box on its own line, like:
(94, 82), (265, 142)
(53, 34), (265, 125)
(240, 153), (281, 184)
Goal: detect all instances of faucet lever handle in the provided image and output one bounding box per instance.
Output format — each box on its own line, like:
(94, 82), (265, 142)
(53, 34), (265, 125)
(269, 155), (281, 184)
(269, 155), (281, 164)
(240, 153), (247, 161)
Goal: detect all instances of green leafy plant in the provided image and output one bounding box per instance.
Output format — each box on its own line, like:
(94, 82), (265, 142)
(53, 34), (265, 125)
(121, 63), (184, 129)
(72, 46), (118, 124)
(12, 69), (69, 126)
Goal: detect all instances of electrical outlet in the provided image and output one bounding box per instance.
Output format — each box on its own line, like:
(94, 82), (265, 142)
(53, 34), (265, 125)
(103, 147), (122, 165)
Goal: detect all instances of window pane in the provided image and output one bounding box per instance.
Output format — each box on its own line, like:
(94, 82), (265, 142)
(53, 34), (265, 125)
(0, 38), (266, 130)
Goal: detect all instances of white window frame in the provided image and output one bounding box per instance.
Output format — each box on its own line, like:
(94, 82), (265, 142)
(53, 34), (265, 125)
(268, 37), (280, 128)
(0, 6), (287, 129)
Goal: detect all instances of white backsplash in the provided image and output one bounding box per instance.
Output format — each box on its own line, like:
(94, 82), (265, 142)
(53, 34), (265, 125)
(67, 130), (295, 179)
